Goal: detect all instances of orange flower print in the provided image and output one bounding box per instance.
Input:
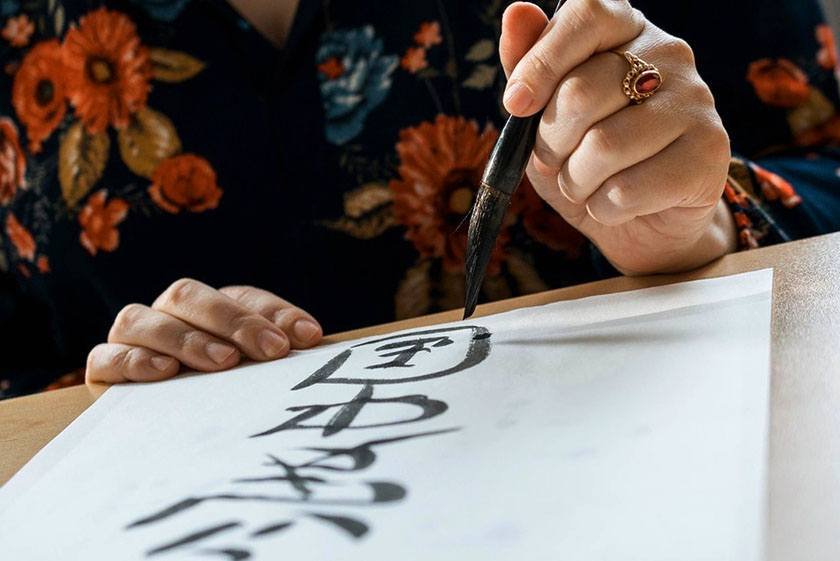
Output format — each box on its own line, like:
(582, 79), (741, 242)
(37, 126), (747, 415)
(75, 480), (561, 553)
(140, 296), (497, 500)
(401, 46), (428, 73)
(749, 163), (802, 208)
(5, 212), (35, 261)
(816, 24), (838, 71)
(12, 40), (67, 153)
(317, 56), (344, 80)
(2, 14), (34, 48)
(63, 8), (151, 133)
(148, 154), (223, 214)
(413, 21), (442, 48)
(390, 115), (514, 274)
(515, 178), (585, 256)
(793, 93), (840, 144)
(78, 190), (129, 255)
(37, 255), (50, 273)
(746, 59), (810, 108)
(0, 117), (26, 205)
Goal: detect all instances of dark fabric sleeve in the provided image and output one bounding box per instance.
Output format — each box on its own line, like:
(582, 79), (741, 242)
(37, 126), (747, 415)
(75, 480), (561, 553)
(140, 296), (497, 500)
(723, 148), (840, 250)
(588, 149), (840, 277)
(0, 270), (68, 399)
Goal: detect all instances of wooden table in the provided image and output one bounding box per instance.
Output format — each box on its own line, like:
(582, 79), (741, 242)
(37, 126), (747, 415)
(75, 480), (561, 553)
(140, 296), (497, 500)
(2, 233), (839, 560)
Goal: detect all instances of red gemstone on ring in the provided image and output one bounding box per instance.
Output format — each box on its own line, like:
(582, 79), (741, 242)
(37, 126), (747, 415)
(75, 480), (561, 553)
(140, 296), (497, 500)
(634, 71), (662, 95)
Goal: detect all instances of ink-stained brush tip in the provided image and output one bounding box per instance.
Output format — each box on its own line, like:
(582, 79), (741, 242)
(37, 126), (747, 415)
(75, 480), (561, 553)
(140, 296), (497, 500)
(463, 184), (512, 322)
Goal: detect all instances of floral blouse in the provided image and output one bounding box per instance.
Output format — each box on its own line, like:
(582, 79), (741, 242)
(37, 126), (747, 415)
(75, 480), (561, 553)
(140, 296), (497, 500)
(0, 0), (838, 398)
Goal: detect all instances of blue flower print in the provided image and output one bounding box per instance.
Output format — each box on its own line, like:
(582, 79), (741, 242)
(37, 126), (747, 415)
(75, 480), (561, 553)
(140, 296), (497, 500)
(128, 0), (191, 22)
(317, 26), (398, 145)
(0, 0), (19, 17)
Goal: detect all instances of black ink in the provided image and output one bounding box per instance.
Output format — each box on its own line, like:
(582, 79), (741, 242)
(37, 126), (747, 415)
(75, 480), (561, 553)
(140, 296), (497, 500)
(146, 521), (241, 556)
(128, 498), (205, 528)
(238, 429), (458, 498)
(234, 454), (326, 498)
(129, 430), (457, 534)
(250, 521), (294, 538)
(250, 384), (447, 438)
(365, 336), (454, 369)
(304, 349), (352, 385)
(130, 485), (406, 528)
(300, 428), (460, 472)
(126, 327), (486, 554)
(309, 513), (369, 539)
(199, 548), (251, 561)
(292, 326), (491, 389)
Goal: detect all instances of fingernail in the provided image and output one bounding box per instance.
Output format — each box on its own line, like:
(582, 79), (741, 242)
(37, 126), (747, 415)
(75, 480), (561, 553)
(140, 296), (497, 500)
(585, 203), (606, 225)
(150, 355), (176, 372)
(558, 177), (579, 204)
(504, 81), (534, 114)
(258, 329), (288, 357)
(206, 342), (237, 365)
(293, 319), (321, 343)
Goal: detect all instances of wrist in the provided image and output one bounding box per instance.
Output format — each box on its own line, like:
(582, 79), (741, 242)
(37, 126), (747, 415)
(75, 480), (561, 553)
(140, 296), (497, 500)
(612, 198), (737, 276)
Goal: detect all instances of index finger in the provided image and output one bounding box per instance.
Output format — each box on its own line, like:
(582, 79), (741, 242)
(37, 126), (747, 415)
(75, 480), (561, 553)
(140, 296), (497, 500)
(152, 279), (290, 361)
(503, 0), (645, 116)
(219, 286), (323, 349)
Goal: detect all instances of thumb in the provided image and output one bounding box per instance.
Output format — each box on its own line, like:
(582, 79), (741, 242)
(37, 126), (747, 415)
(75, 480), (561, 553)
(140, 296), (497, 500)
(499, 2), (551, 78)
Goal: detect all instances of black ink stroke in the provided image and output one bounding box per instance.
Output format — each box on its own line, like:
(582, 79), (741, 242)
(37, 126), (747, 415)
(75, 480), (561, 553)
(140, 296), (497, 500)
(308, 513), (369, 539)
(128, 483), (406, 528)
(250, 384), (447, 438)
(292, 326), (491, 390)
(199, 548), (251, 561)
(299, 428), (460, 472)
(365, 336), (455, 369)
(129, 429), (458, 533)
(233, 454), (326, 498)
(249, 521), (294, 538)
(146, 521), (241, 556)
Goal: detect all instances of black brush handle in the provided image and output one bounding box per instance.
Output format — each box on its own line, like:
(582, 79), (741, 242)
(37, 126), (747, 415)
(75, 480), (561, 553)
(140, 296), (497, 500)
(480, 111), (543, 196)
(481, 0), (564, 194)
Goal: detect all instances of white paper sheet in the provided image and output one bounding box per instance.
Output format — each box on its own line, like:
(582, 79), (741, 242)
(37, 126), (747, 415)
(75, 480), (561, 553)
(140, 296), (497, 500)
(0, 269), (774, 561)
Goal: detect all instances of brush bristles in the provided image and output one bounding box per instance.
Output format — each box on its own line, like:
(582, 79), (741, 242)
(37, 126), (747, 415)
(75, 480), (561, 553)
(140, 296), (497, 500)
(463, 184), (512, 319)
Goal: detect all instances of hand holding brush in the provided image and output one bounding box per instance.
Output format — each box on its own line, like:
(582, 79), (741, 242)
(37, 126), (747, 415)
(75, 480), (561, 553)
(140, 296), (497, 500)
(464, 0), (734, 318)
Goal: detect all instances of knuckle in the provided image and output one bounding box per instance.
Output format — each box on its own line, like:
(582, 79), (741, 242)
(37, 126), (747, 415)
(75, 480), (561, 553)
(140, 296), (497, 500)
(109, 303), (146, 340)
(272, 306), (306, 328)
(158, 277), (200, 309)
(121, 346), (146, 371)
(568, 1), (600, 34)
(708, 122), (731, 155)
(556, 75), (593, 120)
(178, 329), (209, 353)
(579, 0), (607, 21)
(664, 36), (695, 65)
(690, 79), (716, 108)
(219, 285), (250, 302)
(693, 119), (730, 159)
(628, 6), (645, 24)
(526, 48), (558, 82)
(230, 313), (270, 339)
(583, 126), (615, 155)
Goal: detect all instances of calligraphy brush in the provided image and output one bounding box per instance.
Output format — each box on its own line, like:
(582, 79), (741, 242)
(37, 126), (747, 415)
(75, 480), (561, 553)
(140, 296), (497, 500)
(463, 0), (565, 319)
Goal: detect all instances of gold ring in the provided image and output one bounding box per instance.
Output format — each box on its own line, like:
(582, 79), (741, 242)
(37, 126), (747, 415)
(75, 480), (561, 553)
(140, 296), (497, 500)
(613, 50), (663, 104)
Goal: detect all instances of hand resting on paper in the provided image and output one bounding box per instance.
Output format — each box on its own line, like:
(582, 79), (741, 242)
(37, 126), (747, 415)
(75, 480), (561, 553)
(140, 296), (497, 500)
(500, 0), (736, 274)
(85, 280), (323, 384)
